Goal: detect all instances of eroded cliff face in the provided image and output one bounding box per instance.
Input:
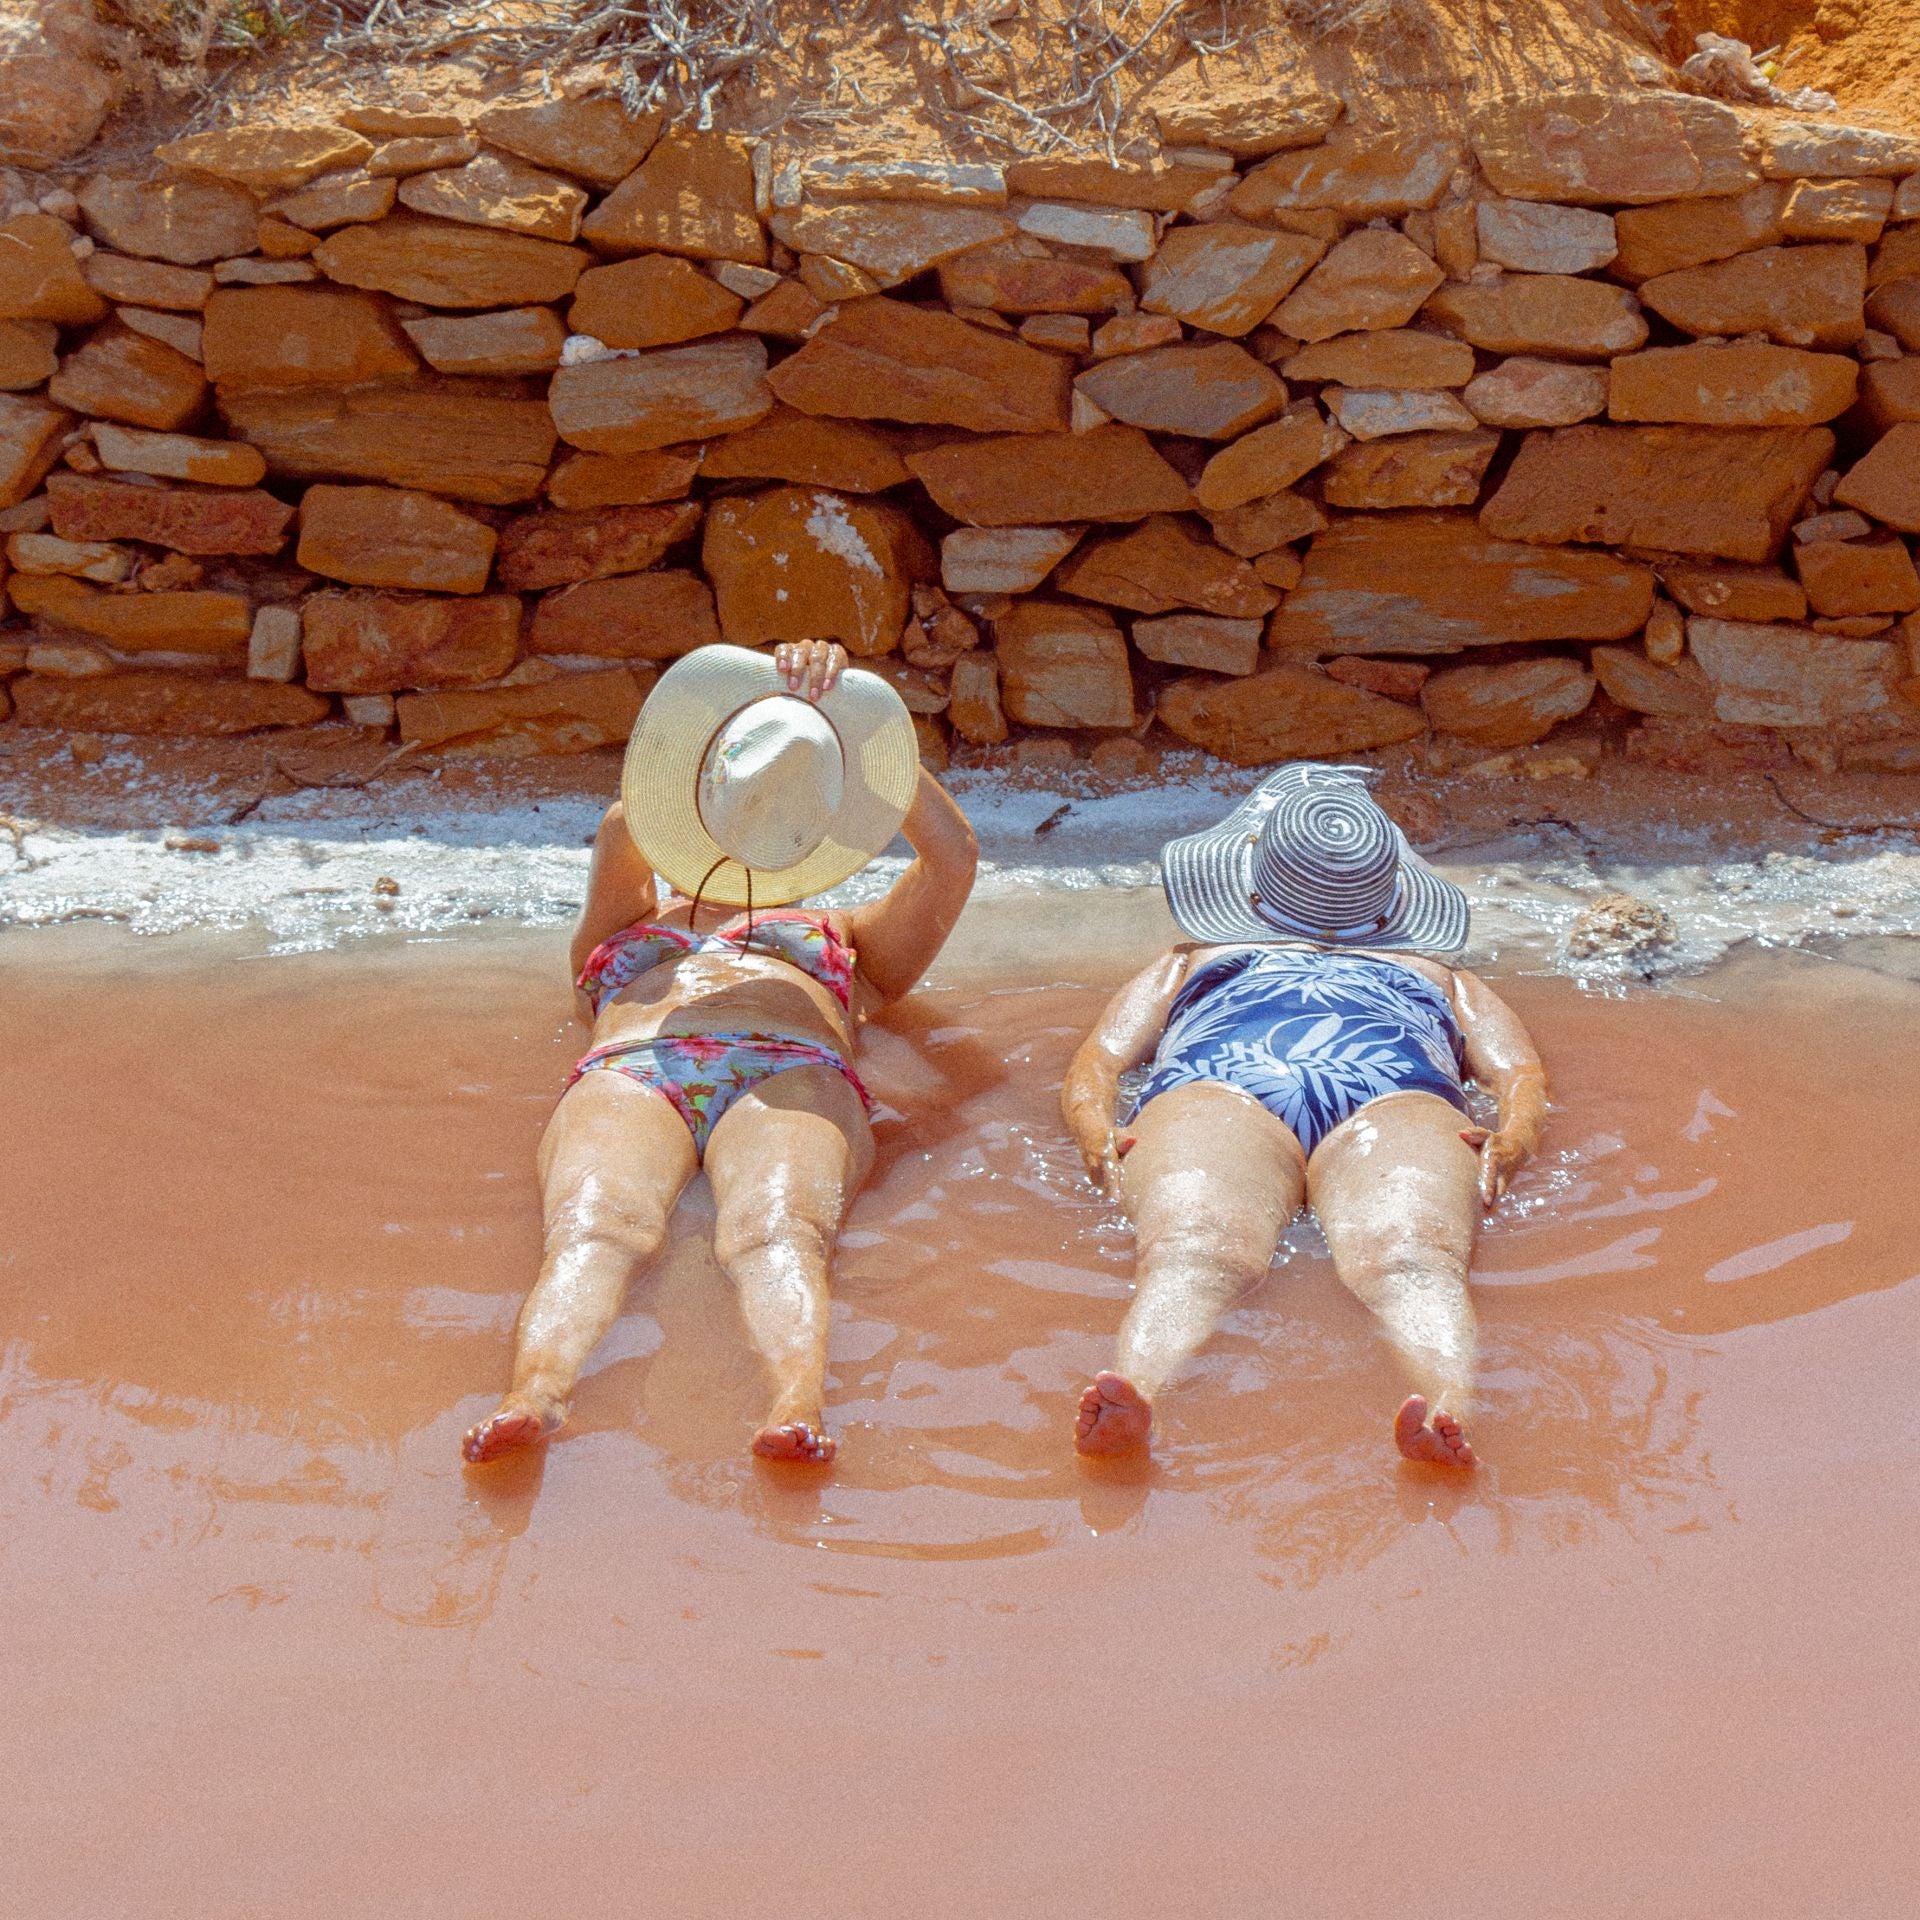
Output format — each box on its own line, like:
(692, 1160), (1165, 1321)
(2, 3), (1920, 779)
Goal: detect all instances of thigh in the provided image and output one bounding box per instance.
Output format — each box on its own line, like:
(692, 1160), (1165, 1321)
(1305, 1089), (1480, 1276)
(538, 1066), (699, 1231)
(1121, 1080), (1308, 1266)
(703, 1063), (877, 1243)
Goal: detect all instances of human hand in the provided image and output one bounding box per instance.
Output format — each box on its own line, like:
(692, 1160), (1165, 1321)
(1459, 1124), (1533, 1209)
(775, 640), (847, 703)
(1077, 1124), (1135, 1197)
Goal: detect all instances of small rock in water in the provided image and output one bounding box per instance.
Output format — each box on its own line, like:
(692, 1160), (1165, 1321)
(373, 875), (401, 897)
(1566, 890), (1676, 961)
(68, 732), (105, 765)
(163, 830), (222, 854)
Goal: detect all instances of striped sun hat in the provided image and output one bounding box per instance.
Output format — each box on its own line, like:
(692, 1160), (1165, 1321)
(1159, 762), (1468, 955)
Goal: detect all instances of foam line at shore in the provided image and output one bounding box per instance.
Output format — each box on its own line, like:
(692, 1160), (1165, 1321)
(3, 762), (1918, 979)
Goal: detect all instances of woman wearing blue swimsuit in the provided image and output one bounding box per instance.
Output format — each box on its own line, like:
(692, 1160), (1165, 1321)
(1062, 763), (1546, 1468)
(464, 640), (976, 1468)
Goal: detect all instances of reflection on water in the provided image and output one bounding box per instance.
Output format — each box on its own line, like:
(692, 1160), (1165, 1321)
(6, 931), (1915, 1615)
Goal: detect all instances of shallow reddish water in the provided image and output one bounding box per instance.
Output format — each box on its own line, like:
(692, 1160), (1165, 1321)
(3, 921), (1918, 1916)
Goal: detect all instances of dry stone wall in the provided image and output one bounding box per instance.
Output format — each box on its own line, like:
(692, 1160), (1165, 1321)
(5, 88), (1920, 774)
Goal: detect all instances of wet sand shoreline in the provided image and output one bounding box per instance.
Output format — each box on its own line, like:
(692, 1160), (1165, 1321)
(4, 910), (1918, 1915)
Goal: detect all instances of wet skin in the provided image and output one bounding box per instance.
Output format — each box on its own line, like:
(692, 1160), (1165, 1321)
(463, 640), (977, 1469)
(1062, 946), (1547, 1467)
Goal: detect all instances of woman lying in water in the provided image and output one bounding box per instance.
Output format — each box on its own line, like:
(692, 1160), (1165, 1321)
(464, 639), (976, 1467)
(1061, 762), (1545, 1468)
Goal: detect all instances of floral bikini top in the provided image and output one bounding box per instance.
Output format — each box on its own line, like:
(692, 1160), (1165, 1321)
(576, 911), (858, 1015)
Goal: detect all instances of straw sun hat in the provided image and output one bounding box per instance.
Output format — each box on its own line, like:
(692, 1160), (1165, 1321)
(621, 644), (920, 908)
(1160, 762), (1469, 955)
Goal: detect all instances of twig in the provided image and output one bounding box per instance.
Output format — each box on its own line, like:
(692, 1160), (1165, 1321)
(226, 740), (423, 825)
(1764, 774), (1918, 838)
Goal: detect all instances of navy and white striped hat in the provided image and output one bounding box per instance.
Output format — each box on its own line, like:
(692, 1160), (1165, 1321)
(1159, 762), (1468, 955)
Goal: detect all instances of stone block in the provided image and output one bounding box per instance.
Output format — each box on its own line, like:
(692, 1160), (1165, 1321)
(527, 570), (719, 659)
(8, 573), (250, 651)
(1481, 423), (1834, 562)
(1591, 644), (1713, 719)
(1280, 329), (1474, 390)
(1005, 155), (1218, 211)
(804, 159), (1009, 207)
(1610, 182), (1787, 282)
(1475, 199), (1617, 274)
(941, 526), (1084, 594)
(1757, 123), (1920, 181)
(80, 251), (211, 311)
(1782, 177), (1894, 244)
(201, 285), (418, 387)
(580, 130), (764, 265)
(364, 133), (479, 179)
(49, 323), (207, 429)
(1639, 243), (1866, 349)
(1054, 514), (1275, 618)
(11, 670), (329, 734)
(265, 171), (397, 231)
(704, 485), (933, 656)
(1131, 613), (1262, 675)
(0, 391), (69, 507)
(1192, 404), (1347, 511)
(118, 310), (203, 362)
(398, 666), (654, 757)
(1269, 512), (1654, 653)
(0, 214), (109, 328)
(1865, 278), (1920, 352)
(1469, 92), (1757, 205)
(1144, 73), (1341, 159)
(496, 498), (702, 591)
(548, 336), (772, 453)
(1230, 126), (1462, 221)
(1663, 561), (1808, 623)
(78, 177), (261, 266)
(1136, 223), (1324, 337)
(1074, 341), (1286, 440)
(698, 405), (909, 494)
(1424, 273), (1647, 358)
(1461, 356), (1609, 427)
(1014, 202), (1155, 262)
(46, 471), (291, 552)
(1323, 657), (1431, 702)
(312, 215), (588, 308)
(7, 531), (131, 581)
(396, 152), (587, 243)
(1607, 342), (1858, 427)
(906, 425), (1190, 525)
(546, 448), (702, 510)
(1688, 615), (1900, 724)
(936, 237), (1134, 316)
(1833, 422), (1920, 532)
(567, 255), (742, 349)
(994, 601), (1134, 728)
(1421, 656), (1594, 747)
(770, 203), (1015, 287)
(301, 589), (522, 691)
(1270, 229), (1444, 342)
(401, 307), (568, 375)
(218, 381), (556, 504)
(1322, 430), (1500, 509)
(947, 651), (1007, 745)
(247, 602), (301, 681)
(157, 125), (373, 195)
(1794, 532), (1920, 616)
(0, 317), (59, 389)
(1202, 489), (1327, 557)
(1861, 358), (1920, 436)
(1158, 659), (1426, 765)
(766, 297), (1070, 434)
(213, 259), (320, 287)
(296, 483), (498, 592)
(476, 96), (663, 188)
(1329, 389), (1481, 439)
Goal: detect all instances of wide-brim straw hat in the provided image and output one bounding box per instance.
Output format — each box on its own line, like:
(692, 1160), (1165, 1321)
(622, 644), (920, 908)
(1160, 761), (1468, 955)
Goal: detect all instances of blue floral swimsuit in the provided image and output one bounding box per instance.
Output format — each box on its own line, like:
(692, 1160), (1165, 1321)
(1135, 946), (1470, 1155)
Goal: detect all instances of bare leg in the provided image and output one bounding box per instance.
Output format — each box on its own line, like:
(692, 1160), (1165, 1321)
(463, 1071), (696, 1463)
(1077, 1082), (1307, 1455)
(705, 1065), (875, 1465)
(1307, 1090), (1481, 1468)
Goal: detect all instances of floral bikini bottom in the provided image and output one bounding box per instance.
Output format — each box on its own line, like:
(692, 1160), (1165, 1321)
(565, 1032), (874, 1156)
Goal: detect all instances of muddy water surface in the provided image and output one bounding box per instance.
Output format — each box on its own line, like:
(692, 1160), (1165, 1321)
(4, 915), (1919, 1917)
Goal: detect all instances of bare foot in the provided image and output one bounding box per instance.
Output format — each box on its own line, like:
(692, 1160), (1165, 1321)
(461, 1396), (560, 1464)
(1074, 1371), (1153, 1455)
(752, 1417), (836, 1464)
(1394, 1394), (1477, 1469)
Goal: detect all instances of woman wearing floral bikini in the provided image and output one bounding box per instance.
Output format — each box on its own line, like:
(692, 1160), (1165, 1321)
(464, 639), (977, 1467)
